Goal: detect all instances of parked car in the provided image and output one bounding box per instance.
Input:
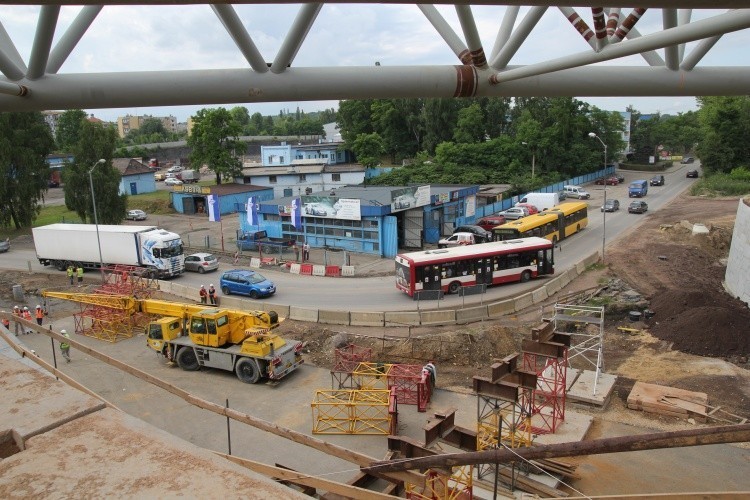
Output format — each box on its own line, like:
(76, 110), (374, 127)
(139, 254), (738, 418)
(154, 172), (167, 181)
(681, 157), (695, 164)
(438, 232), (477, 248)
(650, 175), (665, 186)
(476, 215), (507, 231)
(601, 199), (620, 212)
(595, 176), (619, 186)
(219, 269), (276, 298)
(0, 237), (9, 253)
(165, 177), (183, 186)
(628, 200), (648, 214)
(514, 203), (539, 215)
(563, 185), (591, 200)
(453, 225), (491, 243)
(615, 173), (625, 183)
(498, 207), (529, 220)
(184, 252), (219, 273)
(167, 165), (183, 173)
(126, 209), (147, 221)
(686, 170), (699, 178)
(47, 179), (60, 188)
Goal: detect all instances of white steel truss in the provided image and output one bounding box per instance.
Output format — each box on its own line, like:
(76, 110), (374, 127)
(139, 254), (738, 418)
(0, 2), (748, 112)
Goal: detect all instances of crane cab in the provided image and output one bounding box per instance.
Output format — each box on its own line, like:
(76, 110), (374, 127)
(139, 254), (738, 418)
(146, 316), (182, 352)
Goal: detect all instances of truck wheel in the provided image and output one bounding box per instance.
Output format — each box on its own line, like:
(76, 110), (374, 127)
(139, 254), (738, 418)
(176, 348), (200, 371)
(235, 358), (261, 384)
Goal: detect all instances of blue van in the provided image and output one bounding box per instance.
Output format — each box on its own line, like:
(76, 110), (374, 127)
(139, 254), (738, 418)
(628, 180), (648, 198)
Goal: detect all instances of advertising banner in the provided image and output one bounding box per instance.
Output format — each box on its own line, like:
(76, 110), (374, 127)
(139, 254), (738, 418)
(246, 196), (259, 226)
(300, 195), (361, 221)
(207, 194), (220, 222)
(390, 185), (430, 212)
(291, 197), (302, 228)
(465, 195), (476, 217)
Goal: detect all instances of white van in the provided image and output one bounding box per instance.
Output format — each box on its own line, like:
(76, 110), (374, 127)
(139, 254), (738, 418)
(516, 192), (560, 211)
(563, 185), (591, 200)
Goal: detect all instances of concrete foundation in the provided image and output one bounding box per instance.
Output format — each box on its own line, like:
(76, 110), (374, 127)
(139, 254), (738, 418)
(567, 369), (618, 407)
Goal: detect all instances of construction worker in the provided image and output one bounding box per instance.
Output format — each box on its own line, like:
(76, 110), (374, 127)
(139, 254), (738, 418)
(60, 330), (71, 362)
(22, 307), (32, 334)
(1, 312), (9, 331)
(35, 305), (44, 327)
(199, 285), (208, 304)
(423, 361), (437, 387)
(76, 265), (84, 287)
(67, 265), (75, 285)
(208, 284), (217, 305)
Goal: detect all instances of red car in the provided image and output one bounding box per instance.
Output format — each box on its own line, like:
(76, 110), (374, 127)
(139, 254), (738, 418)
(595, 176), (619, 186)
(476, 215), (507, 231)
(515, 203), (539, 215)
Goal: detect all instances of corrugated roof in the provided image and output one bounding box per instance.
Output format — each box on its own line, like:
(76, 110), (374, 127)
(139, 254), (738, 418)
(113, 158), (152, 176)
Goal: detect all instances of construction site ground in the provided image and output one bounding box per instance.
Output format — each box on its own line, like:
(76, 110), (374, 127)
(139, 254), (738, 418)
(2, 192), (749, 496)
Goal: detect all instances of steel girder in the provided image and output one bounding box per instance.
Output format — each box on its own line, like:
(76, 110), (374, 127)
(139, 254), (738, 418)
(0, 3), (749, 112)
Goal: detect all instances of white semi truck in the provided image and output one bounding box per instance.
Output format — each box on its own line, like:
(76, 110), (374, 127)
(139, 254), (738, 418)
(32, 224), (185, 278)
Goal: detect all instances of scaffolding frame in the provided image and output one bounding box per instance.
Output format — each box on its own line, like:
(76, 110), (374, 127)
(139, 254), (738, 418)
(330, 344), (373, 389)
(521, 351), (568, 435)
(311, 389), (394, 435)
(554, 303), (605, 395)
(406, 466), (473, 500)
(353, 362), (432, 411)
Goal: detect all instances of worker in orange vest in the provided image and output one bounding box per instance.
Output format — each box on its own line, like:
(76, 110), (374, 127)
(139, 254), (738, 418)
(35, 305), (44, 327)
(199, 285), (208, 304)
(21, 306), (32, 335)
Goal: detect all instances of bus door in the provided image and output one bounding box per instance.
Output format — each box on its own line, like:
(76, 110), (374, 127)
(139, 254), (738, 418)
(539, 249), (553, 274)
(421, 264), (442, 291)
(479, 257), (493, 285)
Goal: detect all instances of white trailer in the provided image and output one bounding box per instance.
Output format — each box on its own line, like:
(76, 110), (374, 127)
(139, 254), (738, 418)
(32, 224), (185, 278)
(516, 192), (561, 211)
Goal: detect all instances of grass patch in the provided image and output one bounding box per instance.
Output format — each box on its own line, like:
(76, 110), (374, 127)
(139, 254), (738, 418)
(586, 262), (606, 272)
(689, 171), (750, 197)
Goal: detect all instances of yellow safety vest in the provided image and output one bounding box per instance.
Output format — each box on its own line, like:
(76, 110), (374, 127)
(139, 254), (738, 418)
(76, 268), (84, 277)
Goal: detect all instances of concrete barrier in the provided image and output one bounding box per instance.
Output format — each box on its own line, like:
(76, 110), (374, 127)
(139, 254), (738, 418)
(350, 311), (385, 327)
(514, 293), (534, 311)
(288, 306), (319, 323)
(545, 277), (563, 295)
(575, 261), (586, 275)
(312, 265), (326, 277)
(341, 266), (355, 277)
(456, 305), (489, 323)
(487, 299), (516, 317)
(318, 309), (350, 325)
(532, 287), (548, 304)
(583, 252), (600, 267)
(384, 311), (421, 327)
(419, 309), (456, 325)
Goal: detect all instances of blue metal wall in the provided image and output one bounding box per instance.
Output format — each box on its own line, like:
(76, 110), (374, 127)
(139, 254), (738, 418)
(382, 216), (398, 258)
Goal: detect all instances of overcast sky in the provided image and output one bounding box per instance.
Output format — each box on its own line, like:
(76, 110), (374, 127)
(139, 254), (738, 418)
(3, 5), (744, 123)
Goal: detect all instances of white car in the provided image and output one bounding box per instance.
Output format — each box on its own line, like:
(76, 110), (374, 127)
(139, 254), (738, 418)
(498, 207), (529, 220)
(126, 209), (147, 221)
(167, 165), (183, 173)
(165, 177), (183, 186)
(437, 232), (477, 248)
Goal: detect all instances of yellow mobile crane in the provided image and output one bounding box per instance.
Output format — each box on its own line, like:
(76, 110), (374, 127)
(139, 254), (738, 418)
(42, 292), (304, 384)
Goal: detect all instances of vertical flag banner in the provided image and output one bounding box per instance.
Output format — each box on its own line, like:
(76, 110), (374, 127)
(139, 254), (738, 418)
(291, 197), (302, 229)
(207, 194), (221, 222)
(247, 196), (259, 226)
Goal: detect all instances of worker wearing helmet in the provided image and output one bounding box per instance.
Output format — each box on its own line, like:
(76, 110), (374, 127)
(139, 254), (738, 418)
(60, 330), (71, 362)
(35, 305), (44, 326)
(21, 307), (32, 334)
(199, 285), (208, 304)
(208, 284), (217, 305)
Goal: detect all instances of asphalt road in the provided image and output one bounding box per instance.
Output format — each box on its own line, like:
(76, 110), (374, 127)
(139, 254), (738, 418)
(11, 164), (701, 312)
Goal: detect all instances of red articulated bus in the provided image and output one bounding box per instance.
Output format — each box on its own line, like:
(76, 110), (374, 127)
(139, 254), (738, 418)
(395, 237), (554, 297)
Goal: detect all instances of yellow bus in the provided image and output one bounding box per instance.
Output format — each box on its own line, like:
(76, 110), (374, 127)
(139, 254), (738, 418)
(493, 201), (588, 243)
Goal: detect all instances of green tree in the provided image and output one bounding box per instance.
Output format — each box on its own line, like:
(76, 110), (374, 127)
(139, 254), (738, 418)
(230, 106), (250, 129)
(371, 99), (420, 163)
(188, 108), (245, 184)
(337, 99), (374, 144)
(0, 112), (55, 229)
(63, 120), (126, 224)
(351, 133), (385, 168)
(696, 96), (750, 173)
(453, 103), (486, 143)
(421, 98), (462, 154)
(55, 109), (87, 151)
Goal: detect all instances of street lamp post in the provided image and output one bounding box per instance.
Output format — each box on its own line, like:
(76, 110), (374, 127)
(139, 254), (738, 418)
(521, 141), (535, 179)
(588, 133), (607, 262)
(88, 159), (106, 280)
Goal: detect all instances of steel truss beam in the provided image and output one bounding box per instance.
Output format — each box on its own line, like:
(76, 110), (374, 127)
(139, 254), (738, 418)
(0, 3), (748, 112)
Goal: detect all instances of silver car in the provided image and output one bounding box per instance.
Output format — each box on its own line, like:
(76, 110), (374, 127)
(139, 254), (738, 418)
(184, 253), (219, 273)
(498, 207), (529, 220)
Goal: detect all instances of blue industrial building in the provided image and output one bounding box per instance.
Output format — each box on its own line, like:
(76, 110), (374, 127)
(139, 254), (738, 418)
(113, 158), (156, 196)
(169, 183), (273, 216)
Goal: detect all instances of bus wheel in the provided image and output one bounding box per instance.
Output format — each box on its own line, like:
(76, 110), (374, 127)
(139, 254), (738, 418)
(520, 270), (531, 283)
(448, 281), (461, 294)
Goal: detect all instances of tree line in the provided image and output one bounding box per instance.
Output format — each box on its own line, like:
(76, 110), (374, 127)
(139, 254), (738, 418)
(1, 97), (748, 231)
